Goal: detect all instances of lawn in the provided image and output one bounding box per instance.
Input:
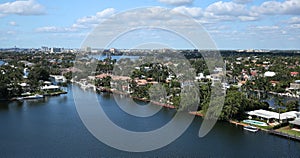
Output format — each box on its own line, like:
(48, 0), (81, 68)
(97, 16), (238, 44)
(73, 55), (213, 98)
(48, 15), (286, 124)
(276, 126), (300, 137)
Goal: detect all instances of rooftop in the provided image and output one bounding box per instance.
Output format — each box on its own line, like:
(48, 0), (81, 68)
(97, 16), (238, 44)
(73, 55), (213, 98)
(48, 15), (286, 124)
(290, 119), (300, 126)
(41, 85), (60, 90)
(247, 109), (299, 120)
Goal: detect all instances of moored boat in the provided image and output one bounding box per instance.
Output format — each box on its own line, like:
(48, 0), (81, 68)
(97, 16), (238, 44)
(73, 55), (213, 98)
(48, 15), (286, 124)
(23, 94), (44, 99)
(243, 125), (259, 132)
(16, 97), (24, 101)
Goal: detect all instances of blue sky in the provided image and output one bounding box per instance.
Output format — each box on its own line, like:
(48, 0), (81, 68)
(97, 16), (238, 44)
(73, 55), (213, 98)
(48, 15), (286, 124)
(0, 0), (300, 49)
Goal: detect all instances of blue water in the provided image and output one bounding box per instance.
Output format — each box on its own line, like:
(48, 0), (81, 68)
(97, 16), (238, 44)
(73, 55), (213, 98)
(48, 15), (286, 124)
(0, 60), (4, 66)
(0, 86), (300, 157)
(263, 95), (300, 110)
(250, 91), (300, 110)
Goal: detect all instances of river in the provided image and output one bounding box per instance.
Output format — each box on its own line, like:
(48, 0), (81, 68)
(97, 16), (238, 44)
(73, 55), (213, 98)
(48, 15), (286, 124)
(0, 85), (300, 157)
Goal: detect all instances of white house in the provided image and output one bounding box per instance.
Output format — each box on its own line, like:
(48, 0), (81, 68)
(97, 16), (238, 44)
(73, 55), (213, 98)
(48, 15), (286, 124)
(264, 71), (276, 77)
(49, 75), (67, 84)
(247, 109), (299, 123)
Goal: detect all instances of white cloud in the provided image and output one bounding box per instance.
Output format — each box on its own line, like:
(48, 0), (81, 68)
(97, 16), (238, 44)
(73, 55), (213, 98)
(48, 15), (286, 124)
(9, 21), (18, 26)
(7, 30), (16, 35)
(170, 3), (259, 23)
(158, 0), (193, 6)
(288, 17), (300, 24)
(234, 0), (252, 4)
(76, 8), (115, 25)
(238, 16), (259, 21)
(36, 8), (116, 33)
(252, 0), (300, 15)
(205, 25), (231, 33)
(249, 25), (280, 31)
(172, 6), (202, 17)
(203, 12), (236, 22)
(206, 1), (248, 16)
(36, 26), (66, 33)
(246, 25), (283, 37)
(199, 1), (263, 23)
(289, 24), (300, 29)
(0, 0), (45, 16)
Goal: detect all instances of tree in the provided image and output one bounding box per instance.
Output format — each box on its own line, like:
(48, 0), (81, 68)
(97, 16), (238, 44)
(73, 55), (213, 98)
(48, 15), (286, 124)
(95, 76), (112, 88)
(220, 90), (242, 120)
(286, 100), (299, 111)
(0, 65), (23, 99)
(179, 86), (199, 111)
(27, 66), (50, 92)
(28, 66), (50, 81)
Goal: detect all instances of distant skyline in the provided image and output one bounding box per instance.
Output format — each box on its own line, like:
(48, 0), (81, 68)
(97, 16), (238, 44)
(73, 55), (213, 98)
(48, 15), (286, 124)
(0, 0), (300, 49)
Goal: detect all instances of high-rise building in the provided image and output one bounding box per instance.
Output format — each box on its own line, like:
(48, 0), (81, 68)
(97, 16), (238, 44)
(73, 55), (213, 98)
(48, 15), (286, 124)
(50, 47), (62, 53)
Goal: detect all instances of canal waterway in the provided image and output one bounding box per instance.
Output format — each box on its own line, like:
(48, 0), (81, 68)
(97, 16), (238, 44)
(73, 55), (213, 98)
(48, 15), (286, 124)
(0, 85), (300, 157)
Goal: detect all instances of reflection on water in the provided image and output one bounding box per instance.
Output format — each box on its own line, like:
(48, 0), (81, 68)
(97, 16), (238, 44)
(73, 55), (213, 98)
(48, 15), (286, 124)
(0, 100), (24, 111)
(0, 102), (9, 110)
(0, 93), (70, 112)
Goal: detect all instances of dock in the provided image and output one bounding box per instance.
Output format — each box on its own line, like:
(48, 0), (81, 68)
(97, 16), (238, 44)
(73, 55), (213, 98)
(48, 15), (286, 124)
(229, 120), (248, 127)
(189, 111), (204, 117)
(268, 130), (300, 141)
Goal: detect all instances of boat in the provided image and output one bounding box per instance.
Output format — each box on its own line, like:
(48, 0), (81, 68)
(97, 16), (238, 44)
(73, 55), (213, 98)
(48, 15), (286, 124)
(23, 94), (44, 99)
(16, 97), (24, 101)
(243, 125), (259, 132)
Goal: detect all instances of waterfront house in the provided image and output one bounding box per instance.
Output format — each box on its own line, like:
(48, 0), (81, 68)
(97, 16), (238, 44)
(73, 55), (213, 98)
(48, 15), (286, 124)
(246, 109), (299, 124)
(49, 75), (67, 84)
(41, 85), (63, 95)
(19, 82), (30, 92)
(289, 119), (300, 130)
(95, 74), (130, 81)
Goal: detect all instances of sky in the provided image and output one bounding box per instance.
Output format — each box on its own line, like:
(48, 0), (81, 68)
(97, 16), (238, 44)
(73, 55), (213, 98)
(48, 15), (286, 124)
(0, 0), (300, 49)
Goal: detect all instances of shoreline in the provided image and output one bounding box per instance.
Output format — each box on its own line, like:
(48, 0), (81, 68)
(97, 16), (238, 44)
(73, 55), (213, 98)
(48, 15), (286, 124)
(77, 84), (300, 142)
(9, 91), (68, 101)
(5, 83), (300, 143)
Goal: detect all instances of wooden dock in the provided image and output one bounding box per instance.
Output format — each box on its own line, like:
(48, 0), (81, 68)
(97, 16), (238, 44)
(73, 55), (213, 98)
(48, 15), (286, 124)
(229, 120), (248, 127)
(189, 111), (204, 117)
(268, 130), (300, 141)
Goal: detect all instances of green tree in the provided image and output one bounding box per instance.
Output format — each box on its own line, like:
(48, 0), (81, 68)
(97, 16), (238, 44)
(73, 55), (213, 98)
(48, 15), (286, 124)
(286, 100), (299, 111)
(0, 65), (23, 99)
(95, 76), (112, 88)
(28, 66), (50, 81)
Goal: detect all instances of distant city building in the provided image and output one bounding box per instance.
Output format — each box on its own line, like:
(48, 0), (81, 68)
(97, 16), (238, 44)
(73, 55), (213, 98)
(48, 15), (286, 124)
(110, 48), (116, 54)
(109, 48), (121, 55)
(50, 47), (63, 53)
(85, 47), (91, 53)
(41, 46), (49, 52)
